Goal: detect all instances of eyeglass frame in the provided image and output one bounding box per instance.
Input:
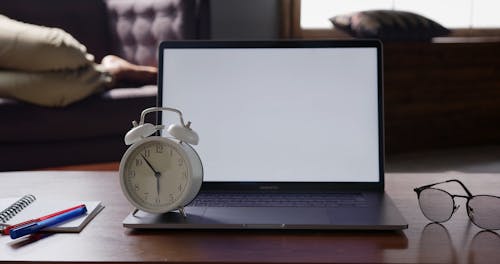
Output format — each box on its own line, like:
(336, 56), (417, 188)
(414, 179), (500, 230)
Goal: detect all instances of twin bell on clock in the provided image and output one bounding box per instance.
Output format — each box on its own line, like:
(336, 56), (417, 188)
(118, 107), (203, 217)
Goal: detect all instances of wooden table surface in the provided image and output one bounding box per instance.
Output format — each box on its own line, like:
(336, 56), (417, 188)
(1, 171), (499, 263)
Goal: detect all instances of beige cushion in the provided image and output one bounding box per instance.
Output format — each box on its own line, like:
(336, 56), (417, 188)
(0, 65), (110, 107)
(0, 14), (94, 71)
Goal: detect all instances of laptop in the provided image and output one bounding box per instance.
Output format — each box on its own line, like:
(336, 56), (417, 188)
(123, 40), (408, 230)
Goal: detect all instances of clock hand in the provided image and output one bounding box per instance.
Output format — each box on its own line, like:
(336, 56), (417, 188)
(156, 175), (160, 197)
(141, 154), (161, 175)
(140, 154), (162, 196)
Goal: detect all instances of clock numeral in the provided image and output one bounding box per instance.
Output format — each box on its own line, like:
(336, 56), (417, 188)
(178, 158), (184, 167)
(144, 192), (149, 201)
(169, 194), (174, 203)
(156, 144), (164, 153)
(135, 158), (143, 167)
(178, 184), (183, 192)
(128, 170), (136, 178)
(155, 198), (161, 204)
(143, 149), (151, 158)
(134, 184), (140, 191)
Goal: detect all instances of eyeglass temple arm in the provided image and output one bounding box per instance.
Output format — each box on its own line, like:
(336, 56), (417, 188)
(445, 179), (473, 197)
(414, 181), (443, 192)
(414, 179), (473, 197)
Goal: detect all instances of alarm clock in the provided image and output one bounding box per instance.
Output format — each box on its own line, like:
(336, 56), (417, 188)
(119, 107), (203, 216)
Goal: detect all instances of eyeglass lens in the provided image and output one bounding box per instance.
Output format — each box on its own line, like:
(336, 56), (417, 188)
(467, 195), (500, 230)
(418, 188), (454, 223)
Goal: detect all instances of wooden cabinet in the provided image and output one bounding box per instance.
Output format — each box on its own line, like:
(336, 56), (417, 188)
(383, 41), (500, 153)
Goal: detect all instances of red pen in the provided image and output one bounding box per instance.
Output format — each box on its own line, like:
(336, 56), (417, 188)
(2, 204), (85, 235)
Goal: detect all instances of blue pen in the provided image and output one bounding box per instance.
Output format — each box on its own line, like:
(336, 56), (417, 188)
(10, 205), (87, 239)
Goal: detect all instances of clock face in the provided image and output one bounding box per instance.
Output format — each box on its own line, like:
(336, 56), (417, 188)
(121, 138), (190, 212)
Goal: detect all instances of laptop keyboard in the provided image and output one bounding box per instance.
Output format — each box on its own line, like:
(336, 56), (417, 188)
(189, 193), (368, 208)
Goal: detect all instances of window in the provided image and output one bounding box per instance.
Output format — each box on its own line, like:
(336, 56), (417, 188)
(283, 0), (500, 39)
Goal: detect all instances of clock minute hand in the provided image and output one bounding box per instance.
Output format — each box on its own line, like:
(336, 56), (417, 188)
(140, 154), (161, 196)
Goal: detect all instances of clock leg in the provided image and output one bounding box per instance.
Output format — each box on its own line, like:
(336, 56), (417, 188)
(178, 207), (187, 218)
(132, 208), (140, 217)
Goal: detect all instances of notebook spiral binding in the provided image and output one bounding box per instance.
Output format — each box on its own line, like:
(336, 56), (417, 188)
(0, 194), (36, 223)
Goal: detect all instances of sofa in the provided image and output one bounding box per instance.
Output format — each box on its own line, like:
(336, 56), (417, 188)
(0, 0), (209, 171)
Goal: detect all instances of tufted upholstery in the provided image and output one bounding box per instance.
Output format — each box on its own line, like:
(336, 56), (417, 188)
(106, 0), (198, 66)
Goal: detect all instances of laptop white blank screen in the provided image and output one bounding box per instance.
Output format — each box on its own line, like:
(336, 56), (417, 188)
(162, 47), (380, 182)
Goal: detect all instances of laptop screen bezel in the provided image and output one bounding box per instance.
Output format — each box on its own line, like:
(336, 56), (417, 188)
(157, 40), (385, 192)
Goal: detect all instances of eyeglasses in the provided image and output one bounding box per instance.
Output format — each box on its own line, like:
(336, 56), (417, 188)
(414, 179), (500, 230)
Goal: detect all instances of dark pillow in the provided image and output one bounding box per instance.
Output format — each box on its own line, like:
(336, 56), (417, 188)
(330, 10), (450, 41)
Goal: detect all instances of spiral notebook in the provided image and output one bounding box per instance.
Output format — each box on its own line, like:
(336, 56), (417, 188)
(0, 194), (104, 233)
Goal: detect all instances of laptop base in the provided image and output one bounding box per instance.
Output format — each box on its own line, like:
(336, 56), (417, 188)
(123, 192), (407, 230)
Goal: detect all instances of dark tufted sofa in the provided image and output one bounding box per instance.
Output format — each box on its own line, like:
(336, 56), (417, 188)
(0, 0), (209, 171)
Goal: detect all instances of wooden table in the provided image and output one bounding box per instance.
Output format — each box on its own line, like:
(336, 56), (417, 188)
(1, 171), (499, 263)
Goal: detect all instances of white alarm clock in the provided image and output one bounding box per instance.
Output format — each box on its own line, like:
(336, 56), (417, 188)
(119, 107), (203, 216)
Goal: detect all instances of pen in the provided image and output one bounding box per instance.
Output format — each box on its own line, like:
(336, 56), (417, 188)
(10, 205), (87, 239)
(2, 204), (86, 235)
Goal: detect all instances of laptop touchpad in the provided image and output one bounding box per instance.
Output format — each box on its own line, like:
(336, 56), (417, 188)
(203, 207), (330, 226)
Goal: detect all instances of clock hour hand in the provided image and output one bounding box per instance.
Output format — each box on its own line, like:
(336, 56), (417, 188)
(141, 154), (160, 175)
(140, 154), (161, 196)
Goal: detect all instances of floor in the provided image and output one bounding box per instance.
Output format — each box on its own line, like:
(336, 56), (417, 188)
(42, 145), (500, 173)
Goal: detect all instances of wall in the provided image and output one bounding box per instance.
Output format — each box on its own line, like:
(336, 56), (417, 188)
(209, 0), (280, 40)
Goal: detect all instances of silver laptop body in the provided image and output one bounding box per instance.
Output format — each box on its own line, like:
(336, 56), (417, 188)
(123, 40), (408, 230)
